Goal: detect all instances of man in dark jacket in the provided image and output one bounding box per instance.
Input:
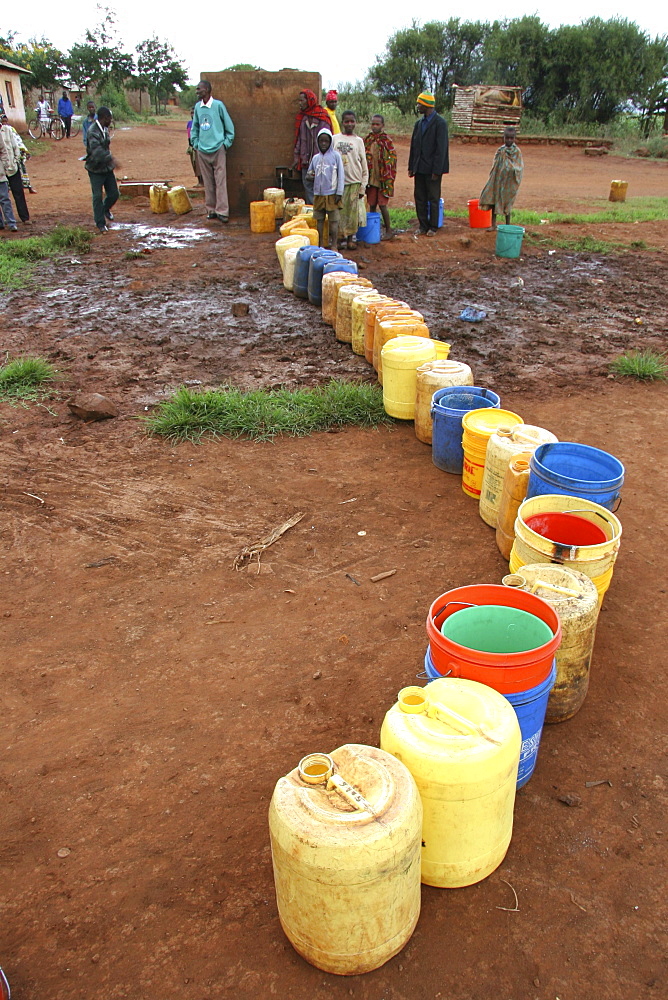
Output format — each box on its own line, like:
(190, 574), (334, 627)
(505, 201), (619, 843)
(408, 92), (449, 236)
(85, 106), (118, 233)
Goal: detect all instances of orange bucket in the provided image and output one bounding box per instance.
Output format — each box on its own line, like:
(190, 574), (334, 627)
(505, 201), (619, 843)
(468, 199), (493, 229)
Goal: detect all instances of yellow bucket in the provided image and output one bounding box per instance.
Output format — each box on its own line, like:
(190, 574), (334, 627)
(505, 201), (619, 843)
(167, 186), (192, 215)
(381, 336), (438, 419)
(275, 234), (310, 274)
(373, 311), (425, 372)
(461, 408), (523, 499)
(250, 200), (276, 233)
(509, 493), (622, 605)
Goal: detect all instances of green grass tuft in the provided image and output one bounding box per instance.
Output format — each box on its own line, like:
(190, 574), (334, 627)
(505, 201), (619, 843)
(146, 380), (393, 443)
(0, 225), (93, 288)
(0, 356), (60, 403)
(527, 233), (629, 253)
(609, 350), (667, 381)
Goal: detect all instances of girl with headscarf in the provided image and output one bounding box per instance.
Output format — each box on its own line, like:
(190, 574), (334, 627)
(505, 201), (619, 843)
(306, 127), (345, 249)
(364, 114), (397, 239)
(293, 89), (331, 203)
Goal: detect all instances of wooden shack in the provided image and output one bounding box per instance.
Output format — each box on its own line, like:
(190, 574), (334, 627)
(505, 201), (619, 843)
(452, 85), (523, 134)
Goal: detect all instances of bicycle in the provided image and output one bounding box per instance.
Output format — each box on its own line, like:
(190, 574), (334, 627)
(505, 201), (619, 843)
(28, 112), (65, 140)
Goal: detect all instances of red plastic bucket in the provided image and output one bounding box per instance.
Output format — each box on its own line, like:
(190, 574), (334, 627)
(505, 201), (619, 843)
(525, 511), (607, 546)
(467, 199), (492, 229)
(426, 584), (562, 694)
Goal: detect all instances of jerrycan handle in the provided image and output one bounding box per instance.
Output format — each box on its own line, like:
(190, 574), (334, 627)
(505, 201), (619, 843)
(297, 752), (376, 815)
(398, 686), (502, 745)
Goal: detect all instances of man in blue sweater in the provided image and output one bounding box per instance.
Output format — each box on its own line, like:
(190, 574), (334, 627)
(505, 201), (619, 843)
(190, 79), (235, 223)
(58, 90), (74, 138)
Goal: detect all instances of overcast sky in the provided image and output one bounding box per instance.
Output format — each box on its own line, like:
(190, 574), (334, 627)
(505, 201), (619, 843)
(7, 2), (667, 89)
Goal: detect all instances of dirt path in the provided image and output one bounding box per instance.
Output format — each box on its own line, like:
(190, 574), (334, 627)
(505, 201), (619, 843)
(1, 123), (667, 1000)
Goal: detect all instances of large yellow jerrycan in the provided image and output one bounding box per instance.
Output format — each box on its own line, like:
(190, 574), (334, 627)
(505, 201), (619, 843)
(167, 185), (192, 214)
(381, 679), (521, 888)
(149, 183), (169, 213)
(269, 744), (422, 975)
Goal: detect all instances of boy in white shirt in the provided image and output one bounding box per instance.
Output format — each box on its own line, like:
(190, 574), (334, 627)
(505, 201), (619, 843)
(332, 111), (369, 249)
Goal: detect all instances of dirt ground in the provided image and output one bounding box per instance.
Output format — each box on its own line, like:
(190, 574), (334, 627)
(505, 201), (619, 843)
(1, 121), (667, 1000)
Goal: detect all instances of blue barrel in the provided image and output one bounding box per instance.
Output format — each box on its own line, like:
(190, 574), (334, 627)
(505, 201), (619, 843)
(431, 387), (500, 474)
(526, 442), (624, 510)
(323, 259), (358, 277)
(424, 648), (556, 788)
(356, 212), (382, 244)
(426, 197), (444, 228)
(307, 251), (342, 306)
(495, 224), (525, 259)
(293, 246), (326, 299)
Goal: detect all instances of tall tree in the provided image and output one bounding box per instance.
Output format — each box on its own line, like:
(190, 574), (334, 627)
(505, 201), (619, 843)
(482, 17), (551, 111)
(136, 36), (187, 113)
(370, 19), (488, 113)
(80, 5), (134, 89)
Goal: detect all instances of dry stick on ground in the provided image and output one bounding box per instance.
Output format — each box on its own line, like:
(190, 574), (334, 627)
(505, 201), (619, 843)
(233, 512), (305, 571)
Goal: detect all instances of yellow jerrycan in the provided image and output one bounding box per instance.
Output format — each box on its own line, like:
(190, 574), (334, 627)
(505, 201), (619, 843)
(364, 299), (407, 364)
(275, 233), (310, 275)
(502, 566), (600, 723)
(269, 744), (422, 975)
(373, 310), (425, 372)
(167, 185), (192, 214)
(149, 183), (169, 214)
(495, 453), (532, 560)
(250, 200), (276, 233)
(381, 336), (437, 418)
(283, 197), (305, 221)
(381, 679), (520, 888)
(335, 283), (377, 343)
(480, 424), (558, 529)
(351, 292), (388, 356)
(322, 273), (372, 326)
(263, 186), (285, 218)
(414, 360), (474, 445)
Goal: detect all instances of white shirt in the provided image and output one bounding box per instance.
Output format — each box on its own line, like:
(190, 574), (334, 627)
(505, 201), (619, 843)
(199, 96), (214, 108)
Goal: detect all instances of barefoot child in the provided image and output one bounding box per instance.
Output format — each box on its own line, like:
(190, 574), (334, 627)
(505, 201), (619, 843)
(306, 127), (345, 248)
(364, 115), (396, 239)
(333, 111), (368, 249)
(478, 126), (524, 230)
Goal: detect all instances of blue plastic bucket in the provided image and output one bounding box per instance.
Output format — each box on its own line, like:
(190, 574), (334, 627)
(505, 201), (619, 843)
(307, 251), (342, 306)
(431, 387), (500, 474)
(426, 197), (444, 228)
(526, 441), (624, 510)
(424, 648), (556, 788)
(495, 224), (525, 259)
(357, 212), (382, 244)
(293, 245), (325, 299)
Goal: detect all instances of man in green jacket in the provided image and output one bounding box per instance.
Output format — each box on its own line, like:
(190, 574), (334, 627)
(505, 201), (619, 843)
(85, 106), (118, 233)
(190, 80), (235, 223)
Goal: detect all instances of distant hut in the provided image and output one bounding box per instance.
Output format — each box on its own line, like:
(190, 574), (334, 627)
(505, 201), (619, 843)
(452, 85), (523, 134)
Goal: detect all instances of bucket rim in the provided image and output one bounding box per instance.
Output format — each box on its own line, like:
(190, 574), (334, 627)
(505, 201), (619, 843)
(517, 493), (622, 548)
(531, 441), (625, 490)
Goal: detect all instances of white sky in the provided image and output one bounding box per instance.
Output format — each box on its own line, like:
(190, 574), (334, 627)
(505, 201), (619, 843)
(7, 2), (667, 89)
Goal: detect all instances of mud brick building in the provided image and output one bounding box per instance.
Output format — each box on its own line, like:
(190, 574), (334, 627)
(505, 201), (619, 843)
(200, 69), (321, 215)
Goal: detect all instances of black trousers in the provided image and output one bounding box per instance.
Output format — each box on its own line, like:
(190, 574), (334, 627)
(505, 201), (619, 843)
(88, 169), (119, 229)
(7, 169), (29, 222)
(62, 115), (72, 137)
(414, 173), (442, 232)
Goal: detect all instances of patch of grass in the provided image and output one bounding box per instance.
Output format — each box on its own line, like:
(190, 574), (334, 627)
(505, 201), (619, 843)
(0, 225), (92, 287)
(609, 350), (667, 381)
(512, 198), (668, 227)
(124, 250), (145, 260)
(0, 356), (60, 404)
(527, 233), (630, 253)
(146, 380), (393, 443)
(388, 207), (418, 228)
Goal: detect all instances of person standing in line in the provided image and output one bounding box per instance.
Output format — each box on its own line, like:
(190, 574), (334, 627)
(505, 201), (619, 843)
(84, 106), (118, 234)
(478, 126), (524, 230)
(307, 127), (345, 250)
(190, 79), (234, 223)
(82, 100), (97, 146)
(0, 116), (29, 223)
(58, 90), (74, 137)
(0, 128), (19, 231)
(325, 90), (340, 134)
(293, 89), (330, 204)
(408, 92), (449, 237)
(332, 111), (368, 249)
(364, 114), (397, 240)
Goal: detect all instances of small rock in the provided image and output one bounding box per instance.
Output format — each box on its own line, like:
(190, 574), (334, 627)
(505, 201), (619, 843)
(68, 393), (119, 421)
(584, 146), (609, 157)
(459, 237), (472, 247)
(558, 793), (582, 807)
(232, 302), (250, 317)
(312, 670), (322, 680)
(533, 978), (540, 987)
(91, 954), (100, 964)
(57, 847), (71, 858)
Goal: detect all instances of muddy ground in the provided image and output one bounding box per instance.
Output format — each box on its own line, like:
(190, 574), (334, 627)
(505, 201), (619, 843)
(1, 121), (667, 1000)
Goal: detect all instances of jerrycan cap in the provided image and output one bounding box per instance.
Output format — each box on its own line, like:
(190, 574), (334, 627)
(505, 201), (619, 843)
(298, 752), (334, 785)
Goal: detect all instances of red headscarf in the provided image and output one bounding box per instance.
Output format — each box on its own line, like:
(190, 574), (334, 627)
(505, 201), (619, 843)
(326, 89), (338, 102)
(294, 89), (330, 144)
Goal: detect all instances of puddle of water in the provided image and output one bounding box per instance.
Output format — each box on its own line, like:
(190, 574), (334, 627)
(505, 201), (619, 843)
(113, 223), (213, 249)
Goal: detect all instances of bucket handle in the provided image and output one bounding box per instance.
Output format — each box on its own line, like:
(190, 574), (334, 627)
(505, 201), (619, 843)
(432, 600), (477, 620)
(563, 506), (617, 523)
(416, 668), (453, 681)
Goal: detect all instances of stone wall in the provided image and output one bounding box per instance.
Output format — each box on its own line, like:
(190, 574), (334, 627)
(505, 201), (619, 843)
(200, 69), (321, 216)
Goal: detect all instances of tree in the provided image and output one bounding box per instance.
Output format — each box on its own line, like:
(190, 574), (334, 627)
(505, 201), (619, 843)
(78, 6), (134, 89)
(66, 43), (103, 93)
(13, 39), (66, 97)
(223, 63), (263, 71)
(481, 17), (551, 111)
(136, 36), (187, 113)
(370, 19), (488, 113)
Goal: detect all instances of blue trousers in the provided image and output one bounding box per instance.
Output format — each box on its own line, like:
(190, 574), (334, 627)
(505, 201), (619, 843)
(0, 180), (17, 228)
